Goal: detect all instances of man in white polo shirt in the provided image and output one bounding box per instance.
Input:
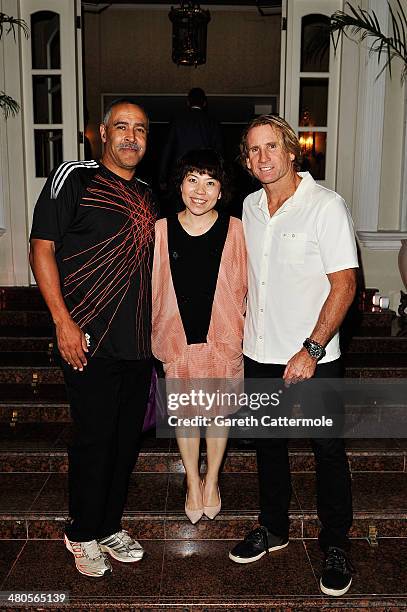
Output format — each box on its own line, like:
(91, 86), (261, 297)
(228, 115), (358, 597)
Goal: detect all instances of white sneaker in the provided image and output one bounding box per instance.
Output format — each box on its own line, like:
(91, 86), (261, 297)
(64, 535), (112, 578)
(98, 529), (144, 562)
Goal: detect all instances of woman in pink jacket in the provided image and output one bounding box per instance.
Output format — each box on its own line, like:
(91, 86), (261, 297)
(152, 149), (247, 524)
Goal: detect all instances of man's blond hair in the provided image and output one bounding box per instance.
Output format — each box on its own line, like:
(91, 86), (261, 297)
(240, 115), (301, 171)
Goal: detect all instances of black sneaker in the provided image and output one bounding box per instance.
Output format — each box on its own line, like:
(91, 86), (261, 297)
(229, 526), (289, 564)
(320, 546), (354, 596)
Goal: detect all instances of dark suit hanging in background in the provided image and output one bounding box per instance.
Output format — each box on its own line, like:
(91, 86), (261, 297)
(159, 88), (223, 189)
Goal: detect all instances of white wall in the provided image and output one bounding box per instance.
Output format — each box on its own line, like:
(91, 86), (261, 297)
(336, 0), (406, 311)
(83, 6), (282, 156)
(379, 62), (405, 230)
(0, 0), (30, 285)
(336, 34), (359, 215)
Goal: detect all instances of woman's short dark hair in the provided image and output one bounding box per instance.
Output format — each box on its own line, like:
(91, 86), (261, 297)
(172, 148), (232, 207)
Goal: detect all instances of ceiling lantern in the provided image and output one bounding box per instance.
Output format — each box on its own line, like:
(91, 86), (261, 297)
(169, 2), (211, 67)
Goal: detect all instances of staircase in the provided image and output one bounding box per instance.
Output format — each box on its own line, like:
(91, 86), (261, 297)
(0, 287), (406, 610)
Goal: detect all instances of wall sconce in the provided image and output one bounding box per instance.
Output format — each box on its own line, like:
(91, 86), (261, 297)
(169, 1), (211, 66)
(299, 134), (314, 154)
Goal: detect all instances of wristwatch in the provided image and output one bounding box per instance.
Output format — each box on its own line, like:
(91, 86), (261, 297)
(303, 338), (326, 361)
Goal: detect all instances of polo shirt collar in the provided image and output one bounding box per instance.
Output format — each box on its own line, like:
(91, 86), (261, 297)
(291, 171), (316, 206)
(257, 171), (315, 213)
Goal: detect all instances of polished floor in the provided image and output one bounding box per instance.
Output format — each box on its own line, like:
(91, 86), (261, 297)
(0, 538), (406, 610)
(1, 288), (407, 609)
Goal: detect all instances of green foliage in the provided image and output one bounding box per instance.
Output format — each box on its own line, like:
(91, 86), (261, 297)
(0, 12), (29, 119)
(330, 0), (407, 81)
(0, 93), (20, 118)
(0, 12), (29, 40)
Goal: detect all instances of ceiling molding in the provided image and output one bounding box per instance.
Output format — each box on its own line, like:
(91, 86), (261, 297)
(83, 1), (281, 12)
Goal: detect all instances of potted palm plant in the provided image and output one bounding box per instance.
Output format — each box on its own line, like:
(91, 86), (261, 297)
(330, 0), (406, 81)
(0, 11), (28, 119)
(330, 1), (407, 315)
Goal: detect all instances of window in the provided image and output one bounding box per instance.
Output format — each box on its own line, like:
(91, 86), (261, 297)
(298, 14), (330, 181)
(30, 11), (63, 177)
(284, 1), (341, 188)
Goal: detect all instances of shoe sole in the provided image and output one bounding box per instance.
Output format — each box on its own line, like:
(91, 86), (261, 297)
(99, 545), (144, 563)
(64, 537), (112, 578)
(229, 541), (289, 564)
(74, 564), (112, 578)
(319, 577), (352, 597)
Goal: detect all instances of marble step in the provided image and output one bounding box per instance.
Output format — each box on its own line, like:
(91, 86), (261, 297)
(356, 309), (396, 333)
(2, 356), (407, 386)
(2, 334), (407, 355)
(0, 326), (52, 338)
(0, 425), (405, 473)
(346, 335), (407, 353)
(2, 449), (405, 475)
(2, 398), (407, 431)
(0, 353), (57, 367)
(0, 311), (51, 328)
(0, 337), (53, 352)
(0, 307), (397, 333)
(0, 401), (70, 422)
(0, 287), (45, 310)
(0, 471), (406, 541)
(0, 384), (66, 402)
(1, 538), (406, 610)
(0, 364), (63, 385)
(344, 353), (407, 377)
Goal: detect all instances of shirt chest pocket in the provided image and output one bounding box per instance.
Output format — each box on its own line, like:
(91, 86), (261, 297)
(277, 232), (307, 264)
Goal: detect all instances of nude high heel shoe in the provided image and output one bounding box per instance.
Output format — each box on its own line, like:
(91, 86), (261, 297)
(203, 482), (221, 520)
(185, 484), (204, 525)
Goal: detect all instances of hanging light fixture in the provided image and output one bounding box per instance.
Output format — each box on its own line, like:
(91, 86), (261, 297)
(169, 1), (211, 67)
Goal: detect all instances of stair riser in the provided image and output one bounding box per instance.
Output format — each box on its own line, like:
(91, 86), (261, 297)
(3, 336), (406, 354)
(0, 384), (67, 402)
(0, 601), (400, 611)
(345, 368), (407, 378)
(0, 452), (404, 473)
(0, 313), (384, 334)
(1, 514), (405, 540)
(2, 367), (407, 389)
(0, 370), (63, 384)
(0, 287), (45, 310)
(359, 311), (395, 327)
(347, 338), (407, 353)
(0, 338), (52, 352)
(0, 405), (70, 423)
(0, 311), (51, 327)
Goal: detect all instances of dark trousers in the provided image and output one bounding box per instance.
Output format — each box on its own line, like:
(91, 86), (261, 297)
(61, 356), (153, 542)
(244, 356), (353, 552)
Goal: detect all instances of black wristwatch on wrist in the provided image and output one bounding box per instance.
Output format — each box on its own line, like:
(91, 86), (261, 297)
(303, 338), (326, 361)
